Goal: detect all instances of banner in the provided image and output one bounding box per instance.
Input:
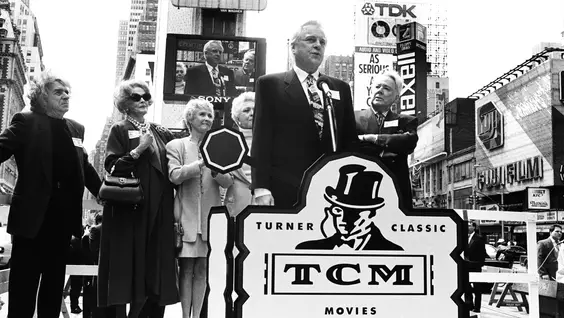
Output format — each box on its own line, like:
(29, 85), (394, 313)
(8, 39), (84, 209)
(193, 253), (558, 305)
(353, 48), (395, 110)
(527, 187), (550, 210)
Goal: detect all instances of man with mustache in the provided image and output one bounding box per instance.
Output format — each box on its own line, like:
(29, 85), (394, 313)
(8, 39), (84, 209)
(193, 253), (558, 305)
(184, 40), (236, 97)
(252, 20), (358, 208)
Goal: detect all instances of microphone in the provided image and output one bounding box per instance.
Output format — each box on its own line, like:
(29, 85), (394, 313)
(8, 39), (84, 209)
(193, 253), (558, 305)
(316, 76), (333, 98)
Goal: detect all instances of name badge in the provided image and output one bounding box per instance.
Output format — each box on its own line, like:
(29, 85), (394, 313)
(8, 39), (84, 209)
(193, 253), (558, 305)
(128, 130), (141, 139)
(223, 75), (229, 81)
(72, 137), (83, 147)
(384, 120), (399, 128)
(329, 90), (341, 100)
(249, 78), (255, 83)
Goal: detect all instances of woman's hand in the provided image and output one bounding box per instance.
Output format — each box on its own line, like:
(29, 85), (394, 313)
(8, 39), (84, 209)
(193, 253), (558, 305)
(138, 131), (154, 151)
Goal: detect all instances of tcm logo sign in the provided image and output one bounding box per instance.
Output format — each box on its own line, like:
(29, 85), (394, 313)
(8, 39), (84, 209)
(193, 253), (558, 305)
(478, 102), (504, 150)
(271, 254), (427, 295)
(361, 3), (417, 18)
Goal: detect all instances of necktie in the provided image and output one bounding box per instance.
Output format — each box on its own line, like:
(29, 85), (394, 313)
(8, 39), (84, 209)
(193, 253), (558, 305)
(376, 112), (384, 128)
(211, 67), (223, 96)
(306, 74), (323, 139)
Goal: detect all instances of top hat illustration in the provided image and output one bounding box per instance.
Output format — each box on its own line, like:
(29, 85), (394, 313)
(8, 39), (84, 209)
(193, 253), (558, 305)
(324, 164), (385, 209)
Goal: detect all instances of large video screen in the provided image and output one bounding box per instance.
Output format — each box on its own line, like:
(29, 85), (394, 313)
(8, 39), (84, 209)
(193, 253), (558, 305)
(163, 34), (266, 101)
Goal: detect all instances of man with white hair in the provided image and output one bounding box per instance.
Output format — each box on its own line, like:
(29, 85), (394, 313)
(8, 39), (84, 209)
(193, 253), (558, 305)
(252, 20), (358, 208)
(184, 40), (236, 96)
(234, 49), (256, 92)
(356, 70), (419, 206)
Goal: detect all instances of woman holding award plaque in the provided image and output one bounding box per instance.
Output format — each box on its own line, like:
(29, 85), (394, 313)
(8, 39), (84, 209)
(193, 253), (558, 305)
(166, 99), (234, 318)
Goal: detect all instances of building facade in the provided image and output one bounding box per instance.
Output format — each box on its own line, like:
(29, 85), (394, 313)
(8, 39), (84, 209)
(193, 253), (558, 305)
(0, 0), (26, 197)
(323, 55), (353, 83)
(115, 20), (128, 85)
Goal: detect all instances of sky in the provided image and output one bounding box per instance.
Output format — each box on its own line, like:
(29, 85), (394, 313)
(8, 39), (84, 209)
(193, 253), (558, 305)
(30, 0), (564, 152)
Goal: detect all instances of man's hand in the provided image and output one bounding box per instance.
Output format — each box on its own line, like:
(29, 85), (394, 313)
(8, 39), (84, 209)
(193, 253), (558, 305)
(361, 134), (378, 144)
(255, 194), (275, 206)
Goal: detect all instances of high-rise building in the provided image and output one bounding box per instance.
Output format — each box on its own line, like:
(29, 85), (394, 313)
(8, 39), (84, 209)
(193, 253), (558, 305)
(324, 55), (354, 83)
(126, 0), (147, 62)
(0, 0), (27, 197)
(9, 0), (43, 84)
(137, 0), (158, 54)
(115, 20), (128, 85)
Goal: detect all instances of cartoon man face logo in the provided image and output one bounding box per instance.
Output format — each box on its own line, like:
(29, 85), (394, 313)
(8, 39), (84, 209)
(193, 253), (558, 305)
(296, 164), (403, 251)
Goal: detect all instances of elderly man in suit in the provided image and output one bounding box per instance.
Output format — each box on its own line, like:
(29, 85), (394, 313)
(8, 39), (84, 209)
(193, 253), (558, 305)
(465, 221), (487, 314)
(356, 70), (418, 207)
(539, 224), (562, 280)
(184, 40), (236, 97)
(252, 20), (358, 208)
(0, 71), (101, 318)
(234, 49), (255, 93)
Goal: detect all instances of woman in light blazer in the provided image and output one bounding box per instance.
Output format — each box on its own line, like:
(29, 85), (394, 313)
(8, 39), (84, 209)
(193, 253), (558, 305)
(166, 99), (233, 318)
(225, 92), (255, 217)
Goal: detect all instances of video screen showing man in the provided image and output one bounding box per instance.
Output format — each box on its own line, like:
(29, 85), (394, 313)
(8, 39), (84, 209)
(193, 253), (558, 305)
(184, 40), (237, 97)
(234, 49), (255, 93)
(175, 62), (187, 94)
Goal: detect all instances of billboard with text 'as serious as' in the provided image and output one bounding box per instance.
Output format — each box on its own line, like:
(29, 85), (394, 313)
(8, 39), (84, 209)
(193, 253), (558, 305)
(353, 47), (395, 110)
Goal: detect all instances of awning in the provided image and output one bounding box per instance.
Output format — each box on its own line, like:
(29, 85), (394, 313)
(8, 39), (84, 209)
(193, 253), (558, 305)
(171, 0), (267, 11)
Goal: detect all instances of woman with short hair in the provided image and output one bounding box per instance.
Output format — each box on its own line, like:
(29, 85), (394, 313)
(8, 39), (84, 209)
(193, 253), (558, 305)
(166, 99), (234, 318)
(225, 92), (255, 217)
(97, 79), (179, 317)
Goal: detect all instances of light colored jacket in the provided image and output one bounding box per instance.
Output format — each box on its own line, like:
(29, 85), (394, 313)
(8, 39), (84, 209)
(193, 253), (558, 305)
(166, 137), (233, 241)
(225, 168), (253, 217)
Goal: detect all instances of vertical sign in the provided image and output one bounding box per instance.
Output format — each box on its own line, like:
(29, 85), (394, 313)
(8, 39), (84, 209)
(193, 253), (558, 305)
(396, 22), (427, 121)
(353, 47), (395, 110)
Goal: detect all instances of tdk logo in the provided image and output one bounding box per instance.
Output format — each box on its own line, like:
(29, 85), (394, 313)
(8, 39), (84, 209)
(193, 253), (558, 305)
(361, 3), (417, 18)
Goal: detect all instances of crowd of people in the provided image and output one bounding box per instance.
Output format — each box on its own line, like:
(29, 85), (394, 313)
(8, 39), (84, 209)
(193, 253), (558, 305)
(0, 20), (419, 318)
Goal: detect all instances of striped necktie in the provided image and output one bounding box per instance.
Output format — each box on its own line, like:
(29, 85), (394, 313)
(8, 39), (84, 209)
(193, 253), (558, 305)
(211, 67), (223, 96)
(306, 74), (323, 139)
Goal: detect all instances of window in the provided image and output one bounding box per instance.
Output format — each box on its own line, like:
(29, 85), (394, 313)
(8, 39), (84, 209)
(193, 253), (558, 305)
(453, 161), (472, 182)
(435, 82), (440, 89)
(145, 68), (151, 76)
(30, 67), (34, 72)
(26, 59), (30, 63)
(26, 50), (31, 56)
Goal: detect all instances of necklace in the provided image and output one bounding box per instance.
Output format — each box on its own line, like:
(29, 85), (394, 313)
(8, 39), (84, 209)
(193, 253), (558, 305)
(126, 115), (150, 133)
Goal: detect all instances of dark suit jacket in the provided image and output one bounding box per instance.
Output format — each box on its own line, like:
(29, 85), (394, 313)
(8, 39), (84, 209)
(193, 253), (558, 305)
(234, 69), (255, 92)
(538, 237), (559, 279)
(296, 224), (403, 251)
(465, 233), (487, 272)
(184, 64), (236, 96)
(355, 109), (418, 204)
(0, 112), (101, 239)
(89, 224), (102, 265)
(251, 70), (358, 207)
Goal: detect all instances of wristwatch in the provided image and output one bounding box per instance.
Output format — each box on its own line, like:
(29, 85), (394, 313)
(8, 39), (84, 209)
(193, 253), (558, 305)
(130, 149), (141, 160)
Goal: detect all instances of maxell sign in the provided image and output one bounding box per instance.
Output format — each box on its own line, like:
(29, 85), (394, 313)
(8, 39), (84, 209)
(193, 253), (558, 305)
(396, 22), (427, 120)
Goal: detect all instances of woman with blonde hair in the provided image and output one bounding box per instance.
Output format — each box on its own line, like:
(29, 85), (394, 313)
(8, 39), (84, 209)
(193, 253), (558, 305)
(166, 99), (234, 317)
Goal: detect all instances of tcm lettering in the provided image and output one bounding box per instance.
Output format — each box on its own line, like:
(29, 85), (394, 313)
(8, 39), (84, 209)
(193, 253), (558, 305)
(283, 263), (414, 286)
(373, 4), (416, 18)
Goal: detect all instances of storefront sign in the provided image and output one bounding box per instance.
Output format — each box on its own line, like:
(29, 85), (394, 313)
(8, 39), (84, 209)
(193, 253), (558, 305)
(528, 187), (550, 210)
(477, 156), (544, 190)
(537, 211), (557, 223)
(207, 153), (466, 317)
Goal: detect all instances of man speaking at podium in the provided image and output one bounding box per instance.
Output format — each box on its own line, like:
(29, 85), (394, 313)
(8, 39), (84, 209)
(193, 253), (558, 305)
(251, 20), (358, 208)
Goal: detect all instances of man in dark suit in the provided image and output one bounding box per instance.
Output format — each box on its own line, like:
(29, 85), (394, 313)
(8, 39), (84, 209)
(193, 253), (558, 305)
(356, 70), (419, 207)
(296, 164), (402, 251)
(184, 40), (236, 97)
(538, 224), (562, 280)
(252, 20), (358, 208)
(234, 49), (255, 93)
(465, 221), (488, 314)
(0, 72), (101, 318)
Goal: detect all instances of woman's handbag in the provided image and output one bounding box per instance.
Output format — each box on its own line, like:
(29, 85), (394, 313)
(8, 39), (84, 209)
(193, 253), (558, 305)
(174, 222), (184, 252)
(98, 168), (144, 205)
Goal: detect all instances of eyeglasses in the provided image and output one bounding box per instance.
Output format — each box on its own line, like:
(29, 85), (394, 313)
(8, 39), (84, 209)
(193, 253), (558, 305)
(129, 93), (151, 102)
